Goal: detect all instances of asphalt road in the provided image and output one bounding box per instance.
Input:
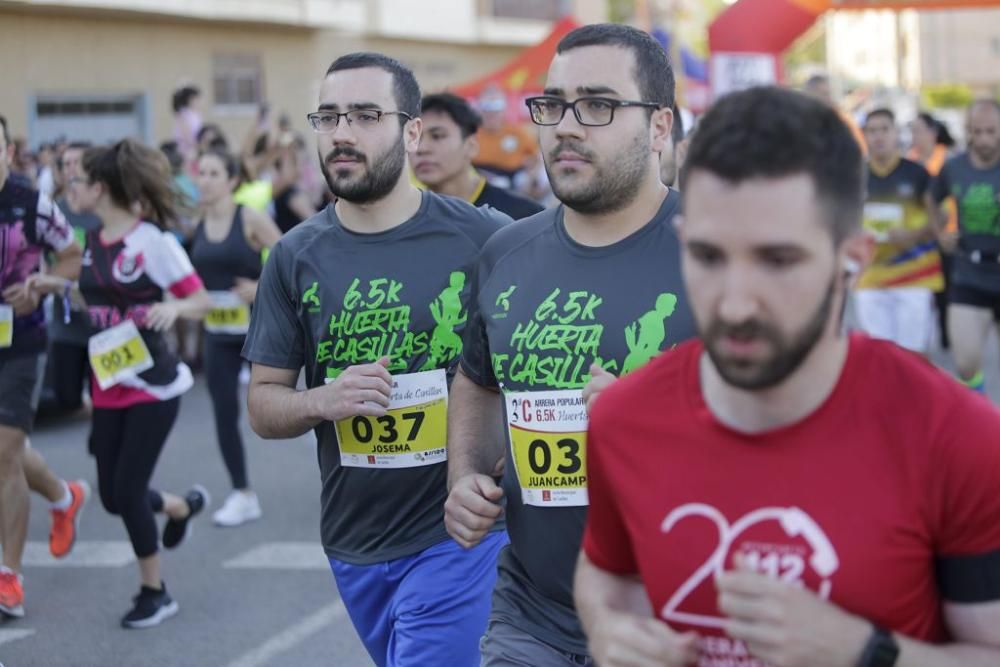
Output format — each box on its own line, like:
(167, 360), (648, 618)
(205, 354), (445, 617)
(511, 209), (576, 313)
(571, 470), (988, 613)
(1, 374), (373, 667)
(2, 324), (998, 667)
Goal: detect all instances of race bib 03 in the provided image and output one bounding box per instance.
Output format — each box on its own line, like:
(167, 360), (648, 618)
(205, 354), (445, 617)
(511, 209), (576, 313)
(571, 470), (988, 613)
(506, 389), (589, 507)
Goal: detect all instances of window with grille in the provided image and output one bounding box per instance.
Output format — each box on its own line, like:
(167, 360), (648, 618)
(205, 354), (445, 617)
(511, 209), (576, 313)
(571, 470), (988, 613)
(213, 53), (263, 107)
(488, 0), (571, 21)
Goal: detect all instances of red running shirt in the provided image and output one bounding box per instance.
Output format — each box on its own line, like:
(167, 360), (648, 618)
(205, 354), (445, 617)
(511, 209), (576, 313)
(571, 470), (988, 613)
(584, 335), (1000, 665)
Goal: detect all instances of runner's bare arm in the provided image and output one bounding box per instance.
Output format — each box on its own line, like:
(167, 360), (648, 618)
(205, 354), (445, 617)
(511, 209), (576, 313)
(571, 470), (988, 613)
(172, 288), (213, 321)
(925, 192), (956, 251)
(9, 243), (83, 315)
(146, 288), (212, 332)
(243, 207), (282, 253)
(445, 366), (504, 487)
(248, 359), (392, 440)
(583, 363), (618, 414)
(924, 193), (944, 234)
(575, 552), (699, 667)
(891, 602), (1000, 666)
(248, 364), (320, 439)
(22, 241), (83, 299)
(443, 367), (505, 549)
(48, 241), (83, 282)
(231, 210), (283, 305)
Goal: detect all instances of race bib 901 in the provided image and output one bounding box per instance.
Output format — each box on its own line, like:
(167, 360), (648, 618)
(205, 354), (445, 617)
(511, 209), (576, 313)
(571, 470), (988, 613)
(506, 390), (589, 507)
(88, 320), (154, 390)
(334, 369), (448, 469)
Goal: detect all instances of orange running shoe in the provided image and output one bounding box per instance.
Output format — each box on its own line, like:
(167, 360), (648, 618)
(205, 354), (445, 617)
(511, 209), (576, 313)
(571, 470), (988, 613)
(0, 567), (24, 618)
(50, 480), (91, 558)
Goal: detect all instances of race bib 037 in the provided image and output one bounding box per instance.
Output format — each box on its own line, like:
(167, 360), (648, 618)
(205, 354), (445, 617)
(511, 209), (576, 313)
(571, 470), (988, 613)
(334, 369), (448, 469)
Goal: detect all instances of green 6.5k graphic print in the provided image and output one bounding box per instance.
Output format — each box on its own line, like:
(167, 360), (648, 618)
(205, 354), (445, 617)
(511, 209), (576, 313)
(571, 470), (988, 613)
(622, 293), (678, 374)
(421, 272), (467, 371)
(490, 287), (679, 388)
(957, 183), (1000, 234)
(313, 273), (467, 379)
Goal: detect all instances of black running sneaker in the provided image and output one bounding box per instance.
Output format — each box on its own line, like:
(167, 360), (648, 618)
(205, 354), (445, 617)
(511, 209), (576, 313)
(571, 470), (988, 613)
(162, 485), (210, 549)
(121, 584), (179, 629)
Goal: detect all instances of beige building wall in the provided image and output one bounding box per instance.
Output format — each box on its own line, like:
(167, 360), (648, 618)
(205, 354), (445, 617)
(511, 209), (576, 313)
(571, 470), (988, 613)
(919, 8), (1000, 93)
(0, 9), (322, 145)
(0, 7), (534, 147)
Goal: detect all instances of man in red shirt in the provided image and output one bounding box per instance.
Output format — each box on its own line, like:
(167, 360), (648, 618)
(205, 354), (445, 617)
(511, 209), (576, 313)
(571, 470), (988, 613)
(576, 87), (1000, 667)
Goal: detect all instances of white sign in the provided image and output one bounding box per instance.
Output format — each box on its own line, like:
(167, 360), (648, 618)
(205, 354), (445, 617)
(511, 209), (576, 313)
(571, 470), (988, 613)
(711, 52), (778, 97)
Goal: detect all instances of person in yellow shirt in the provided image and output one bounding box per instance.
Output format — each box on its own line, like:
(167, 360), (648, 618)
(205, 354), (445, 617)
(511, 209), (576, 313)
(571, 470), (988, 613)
(854, 108), (942, 355)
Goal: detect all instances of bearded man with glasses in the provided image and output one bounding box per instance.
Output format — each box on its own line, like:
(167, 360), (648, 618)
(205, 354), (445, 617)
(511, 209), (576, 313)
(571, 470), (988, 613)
(243, 52), (510, 667)
(444, 23), (698, 666)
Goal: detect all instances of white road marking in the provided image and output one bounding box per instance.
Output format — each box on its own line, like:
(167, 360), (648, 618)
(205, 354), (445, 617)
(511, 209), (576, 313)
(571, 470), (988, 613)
(224, 600), (349, 667)
(16, 541), (135, 568)
(222, 542), (328, 570)
(0, 628), (36, 648)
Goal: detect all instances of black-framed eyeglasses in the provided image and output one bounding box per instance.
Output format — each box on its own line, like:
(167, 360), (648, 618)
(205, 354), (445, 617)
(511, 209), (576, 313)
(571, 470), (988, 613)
(306, 109), (413, 133)
(524, 96), (661, 127)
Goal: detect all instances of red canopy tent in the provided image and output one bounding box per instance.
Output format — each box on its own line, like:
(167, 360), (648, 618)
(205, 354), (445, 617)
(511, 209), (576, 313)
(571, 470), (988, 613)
(452, 17), (580, 101)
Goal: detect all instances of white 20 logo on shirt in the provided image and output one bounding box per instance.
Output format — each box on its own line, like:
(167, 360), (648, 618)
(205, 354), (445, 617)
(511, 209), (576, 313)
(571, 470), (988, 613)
(660, 504), (839, 629)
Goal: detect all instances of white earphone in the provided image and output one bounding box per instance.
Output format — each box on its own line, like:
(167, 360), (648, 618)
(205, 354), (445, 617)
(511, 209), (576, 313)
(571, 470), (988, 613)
(843, 258), (861, 276)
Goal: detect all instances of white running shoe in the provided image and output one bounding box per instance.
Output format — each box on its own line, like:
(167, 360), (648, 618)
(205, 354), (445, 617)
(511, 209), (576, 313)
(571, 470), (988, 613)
(212, 491), (262, 527)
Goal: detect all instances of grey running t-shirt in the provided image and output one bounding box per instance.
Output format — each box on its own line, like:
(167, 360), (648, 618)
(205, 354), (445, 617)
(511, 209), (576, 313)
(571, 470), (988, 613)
(460, 189), (696, 653)
(243, 191), (507, 564)
(931, 153), (1000, 292)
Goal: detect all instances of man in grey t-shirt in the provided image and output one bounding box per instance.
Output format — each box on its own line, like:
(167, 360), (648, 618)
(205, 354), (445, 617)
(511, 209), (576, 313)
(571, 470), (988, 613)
(242, 53), (508, 667)
(930, 100), (1000, 393)
(444, 24), (697, 666)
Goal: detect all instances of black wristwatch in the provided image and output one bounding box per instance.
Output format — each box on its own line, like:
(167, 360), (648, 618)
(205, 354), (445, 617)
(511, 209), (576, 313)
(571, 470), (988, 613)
(857, 625), (900, 667)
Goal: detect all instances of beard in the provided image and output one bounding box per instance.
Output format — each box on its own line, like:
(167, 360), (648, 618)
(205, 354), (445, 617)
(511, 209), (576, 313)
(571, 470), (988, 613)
(319, 135), (406, 204)
(971, 143), (1000, 165)
(544, 130), (649, 215)
(702, 275), (837, 391)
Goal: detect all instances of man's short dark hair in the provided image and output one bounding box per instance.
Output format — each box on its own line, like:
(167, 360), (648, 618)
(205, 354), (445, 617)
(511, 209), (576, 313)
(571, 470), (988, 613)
(421, 93), (482, 138)
(326, 52), (421, 120)
(864, 108), (895, 127)
(680, 86), (864, 243)
(805, 74), (829, 89)
(172, 86), (201, 113)
(0, 114), (9, 145)
(556, 23), (675, 110)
